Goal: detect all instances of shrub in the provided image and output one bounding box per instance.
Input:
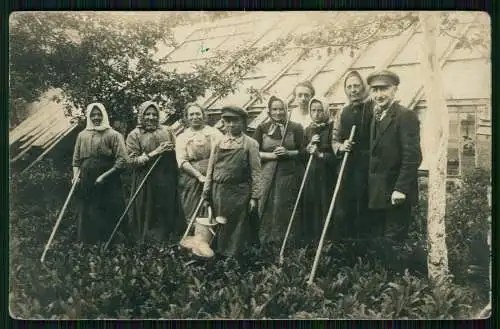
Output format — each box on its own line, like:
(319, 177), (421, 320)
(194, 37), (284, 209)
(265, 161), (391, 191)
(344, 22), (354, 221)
(9, 161), (490, 319)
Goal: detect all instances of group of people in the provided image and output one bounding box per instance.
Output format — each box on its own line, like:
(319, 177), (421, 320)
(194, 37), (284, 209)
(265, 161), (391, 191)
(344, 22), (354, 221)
(71, 68), (422, 261)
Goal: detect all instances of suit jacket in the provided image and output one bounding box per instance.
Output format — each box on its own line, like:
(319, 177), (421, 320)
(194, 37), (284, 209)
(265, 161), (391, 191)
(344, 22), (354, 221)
(368, 101), (422, 209)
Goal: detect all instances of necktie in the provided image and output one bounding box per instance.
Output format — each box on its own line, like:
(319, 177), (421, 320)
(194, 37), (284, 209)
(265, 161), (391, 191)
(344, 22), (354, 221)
(374, 107), (384, 121)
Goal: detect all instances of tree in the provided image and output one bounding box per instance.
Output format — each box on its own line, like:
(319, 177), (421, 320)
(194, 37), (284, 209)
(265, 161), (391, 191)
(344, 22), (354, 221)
(419, 12), (450, 282)
(9, 12), (288, 133)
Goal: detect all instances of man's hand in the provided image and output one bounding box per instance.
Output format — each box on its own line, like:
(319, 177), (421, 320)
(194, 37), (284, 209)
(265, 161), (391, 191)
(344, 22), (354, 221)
(249, 199), (258, 213)
(391, 190), (406, 206)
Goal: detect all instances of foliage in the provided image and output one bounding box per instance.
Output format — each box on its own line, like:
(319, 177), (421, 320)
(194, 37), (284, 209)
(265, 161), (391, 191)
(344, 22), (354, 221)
(9, 12), (291, 132)
(9, 162), (490, 319)
(445, 169), (491, 293)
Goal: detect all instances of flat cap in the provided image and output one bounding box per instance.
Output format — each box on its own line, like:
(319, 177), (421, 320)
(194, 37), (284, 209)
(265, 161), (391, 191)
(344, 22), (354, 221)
(367, 69), (400, 87)
(220, 105), (248, 119)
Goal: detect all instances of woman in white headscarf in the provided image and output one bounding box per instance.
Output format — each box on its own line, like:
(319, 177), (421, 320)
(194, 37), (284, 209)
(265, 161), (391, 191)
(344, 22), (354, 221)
(126, 101), (181, 243)
(300, 98), (337, 243)
(72, 103), (128, 243)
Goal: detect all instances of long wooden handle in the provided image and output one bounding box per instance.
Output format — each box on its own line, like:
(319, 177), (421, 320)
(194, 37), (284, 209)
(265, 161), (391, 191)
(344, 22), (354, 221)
(40, 175), (79, 263)
(279, 152), (315, 264)
(181, 197), (204, 241)
(103, 155), (162, 251)
(308, 125), (356, 285)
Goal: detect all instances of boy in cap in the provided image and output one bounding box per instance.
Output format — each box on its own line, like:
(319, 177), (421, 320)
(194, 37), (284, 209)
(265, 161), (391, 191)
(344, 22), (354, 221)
(366, 69), (422, 266)
(202, 105), (262, 258)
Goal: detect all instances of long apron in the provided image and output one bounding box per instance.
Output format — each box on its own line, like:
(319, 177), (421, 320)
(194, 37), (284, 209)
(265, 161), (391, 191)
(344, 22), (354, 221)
(178, 158), (209, 222)
(258, 132), (304, 245)
(210, 147), (252, 257)
(76, 154), (124, 243)
(129, 152), (180, 242)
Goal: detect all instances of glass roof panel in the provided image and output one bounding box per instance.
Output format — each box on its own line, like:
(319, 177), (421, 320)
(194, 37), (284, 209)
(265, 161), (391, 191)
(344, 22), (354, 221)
(354, 33), (407, 68)
(209, 77), (269, 109)
(250, 74), (302, 107)
(244, 48), (302, 79)
(188, 21), (258, 40)
(391, 32), (424, 65)
(322, 47), (361, 71)
(386, 64), (423, 107)
(162, 60), (206, 74)
(168, 37), (228, 62)
(287, 47), (330, 76)
(216, 34), (255, 53)
(441, 59), (491, 100)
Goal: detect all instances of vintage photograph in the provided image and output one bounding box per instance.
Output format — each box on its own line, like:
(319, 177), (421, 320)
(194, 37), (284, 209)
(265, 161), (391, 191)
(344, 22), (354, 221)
(9, 11), (491, 319)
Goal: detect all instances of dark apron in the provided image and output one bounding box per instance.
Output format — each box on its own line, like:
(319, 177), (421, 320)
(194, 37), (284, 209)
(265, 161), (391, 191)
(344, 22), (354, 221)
(77, 154), (123, 243)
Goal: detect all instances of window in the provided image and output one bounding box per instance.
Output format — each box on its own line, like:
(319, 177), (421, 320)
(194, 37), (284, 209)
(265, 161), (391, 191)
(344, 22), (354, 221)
(448, 105), (478, 176)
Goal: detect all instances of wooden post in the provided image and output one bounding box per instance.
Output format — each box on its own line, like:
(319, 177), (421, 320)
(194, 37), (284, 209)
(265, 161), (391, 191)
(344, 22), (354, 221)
(420, 12), (450, 282)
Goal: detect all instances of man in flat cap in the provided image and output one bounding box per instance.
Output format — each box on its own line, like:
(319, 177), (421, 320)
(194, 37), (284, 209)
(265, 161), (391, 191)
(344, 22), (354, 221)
(366, 69), (422, 264)
(203, 105), (263, 258)
(331, 70), (375, 242)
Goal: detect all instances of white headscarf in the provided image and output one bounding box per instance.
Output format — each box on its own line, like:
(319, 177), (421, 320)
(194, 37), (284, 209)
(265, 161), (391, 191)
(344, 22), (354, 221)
(308, 97), (329, 128)
(85, 103), (111, 131)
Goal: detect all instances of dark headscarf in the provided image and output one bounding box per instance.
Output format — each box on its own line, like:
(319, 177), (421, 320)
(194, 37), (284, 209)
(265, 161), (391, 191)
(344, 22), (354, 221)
(344, 70), (369, 103)
(137, 101), (160, 131)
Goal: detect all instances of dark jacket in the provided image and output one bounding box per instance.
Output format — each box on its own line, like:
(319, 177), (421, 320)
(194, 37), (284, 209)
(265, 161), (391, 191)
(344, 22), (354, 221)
(368, 101), (422, 209)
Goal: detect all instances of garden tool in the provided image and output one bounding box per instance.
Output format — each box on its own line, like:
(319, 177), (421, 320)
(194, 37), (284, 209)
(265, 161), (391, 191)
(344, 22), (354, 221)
(41, 173), (79, 263)
(103, 155), (162, 251)
(278, 140), (318, 264)
(179, 197), (204, 250)
(308, 125), (356, 285)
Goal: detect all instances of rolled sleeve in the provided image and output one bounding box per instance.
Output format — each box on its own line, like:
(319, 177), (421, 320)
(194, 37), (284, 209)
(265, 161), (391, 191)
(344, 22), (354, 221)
(175, 133), (189, 169)
(126, 130), (145, 168)
(202, 143), (217, 201)
(331, 107), (346, 157)
(111, 132), (128, 169)
(72, 134), (82, 168)
(247, 137), (263, 200)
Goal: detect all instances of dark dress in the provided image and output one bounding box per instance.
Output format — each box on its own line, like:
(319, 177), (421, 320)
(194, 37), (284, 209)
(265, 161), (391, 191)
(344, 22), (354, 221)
(126, 125), (181, 242)
(203, 134), (262, 257)
(72, 128), (127, 243)
(301, 121), (337, 243)
(253, 121), (305, 245)
(331, 99), (374, 240)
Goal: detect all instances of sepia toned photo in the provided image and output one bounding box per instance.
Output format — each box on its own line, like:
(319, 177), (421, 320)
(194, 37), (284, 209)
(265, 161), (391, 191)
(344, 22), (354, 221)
(9, 11), (491, 320)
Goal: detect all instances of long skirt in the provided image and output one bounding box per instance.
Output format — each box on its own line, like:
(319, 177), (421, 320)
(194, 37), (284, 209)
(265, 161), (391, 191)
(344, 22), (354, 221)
(128, 154), (181, 242)
(211, 181), (252, 257)
(258, 159), (304, 245)
(301, 156), (337, 244)
(178, 159), (209, 223)
(76, 156), (124, 244)
(332, 155), (371, 241)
